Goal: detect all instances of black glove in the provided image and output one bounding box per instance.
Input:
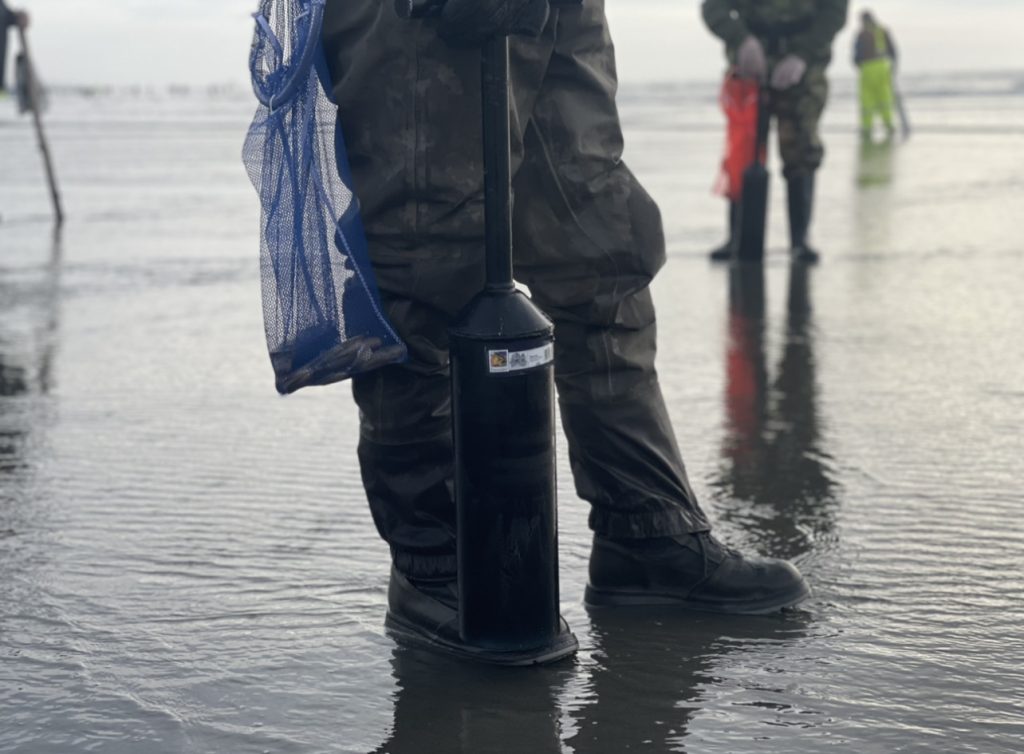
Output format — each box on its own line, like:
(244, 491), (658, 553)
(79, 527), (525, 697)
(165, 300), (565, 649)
(438, 0), (550, 47)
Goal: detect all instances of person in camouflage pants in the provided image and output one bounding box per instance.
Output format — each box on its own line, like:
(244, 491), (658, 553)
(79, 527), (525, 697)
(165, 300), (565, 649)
(323, 0), (808, 662)
(703, 0), (849, 263)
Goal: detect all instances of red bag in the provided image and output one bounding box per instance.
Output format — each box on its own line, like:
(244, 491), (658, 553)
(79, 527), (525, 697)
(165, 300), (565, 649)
(714, 74), (762, 201)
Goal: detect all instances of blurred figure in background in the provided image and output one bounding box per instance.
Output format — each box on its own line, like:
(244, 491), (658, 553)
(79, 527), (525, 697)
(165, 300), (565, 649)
(703, 0), (849, 264)
(854, 10), (898, 140)
(0, 0), (29, 92)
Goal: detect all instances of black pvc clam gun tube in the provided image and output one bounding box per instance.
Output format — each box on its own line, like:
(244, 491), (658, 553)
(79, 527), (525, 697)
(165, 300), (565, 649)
(450, 32), (563, 653)
(450, 300), (559, 649)
(399, 0), (580, 661)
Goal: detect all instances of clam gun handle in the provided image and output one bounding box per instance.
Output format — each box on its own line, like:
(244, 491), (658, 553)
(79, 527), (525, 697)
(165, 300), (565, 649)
(396, 0), (582, 20)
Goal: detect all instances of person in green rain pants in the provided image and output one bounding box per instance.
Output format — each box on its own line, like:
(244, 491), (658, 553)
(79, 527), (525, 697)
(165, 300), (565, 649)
(854, 10), (898, 140)
(703, 0), (848, 263)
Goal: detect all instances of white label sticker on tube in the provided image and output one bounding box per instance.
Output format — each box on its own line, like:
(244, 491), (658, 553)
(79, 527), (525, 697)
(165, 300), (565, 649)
(488, 344), (553, 374)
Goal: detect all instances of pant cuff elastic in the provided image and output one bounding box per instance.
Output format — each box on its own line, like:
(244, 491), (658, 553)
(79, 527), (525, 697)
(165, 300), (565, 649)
(391, 549), (458, 582)
(588, 505), (710, 539)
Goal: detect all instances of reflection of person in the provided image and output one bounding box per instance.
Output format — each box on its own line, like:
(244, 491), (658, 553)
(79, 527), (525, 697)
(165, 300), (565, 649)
(0, 352), (28, 397)
(1, 235), (62, 486)
(714, 264), (837, 560)
(703, 0), (849, 263)
(856, 135), (895, 188)
(854, 10), (897, 140)
(375, 609), (811, 753)
(322, 0), (808, 661)
(852, 138), (896, 256)
(0, 0), (29, 92)
(372, 647), (565, 753)
(569, 607), (811, 750)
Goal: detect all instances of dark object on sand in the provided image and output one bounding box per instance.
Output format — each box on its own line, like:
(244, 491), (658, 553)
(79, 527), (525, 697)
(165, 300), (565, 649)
(736, 88), (770, 262)
(394, 0), (578, 665)
(244, 0), (406, 394)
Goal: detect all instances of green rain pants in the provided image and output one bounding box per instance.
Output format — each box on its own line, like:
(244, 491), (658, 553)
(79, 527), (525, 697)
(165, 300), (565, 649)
(859, 58), (894, 134)
(322, 0), (710, 581)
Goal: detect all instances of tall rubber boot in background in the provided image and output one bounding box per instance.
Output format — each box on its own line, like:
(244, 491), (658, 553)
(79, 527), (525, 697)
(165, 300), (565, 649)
(787, 172), (820, 264)
(709, 201), (740, 262)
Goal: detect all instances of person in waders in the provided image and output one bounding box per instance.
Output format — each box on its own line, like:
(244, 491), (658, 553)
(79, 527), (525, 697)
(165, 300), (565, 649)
(322, 0), (809, 663)
(0, 1), (29, 93)
(854, 10), (898, 141)
(703, 0), (848, 264)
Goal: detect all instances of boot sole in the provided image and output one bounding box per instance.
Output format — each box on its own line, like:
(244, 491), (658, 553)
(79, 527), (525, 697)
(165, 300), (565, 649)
(385, 613), (579, 667)
(583, 578), (811, 615)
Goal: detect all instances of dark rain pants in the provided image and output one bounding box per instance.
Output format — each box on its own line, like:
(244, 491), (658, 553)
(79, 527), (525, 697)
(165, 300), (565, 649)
(323, 0), (710, 581)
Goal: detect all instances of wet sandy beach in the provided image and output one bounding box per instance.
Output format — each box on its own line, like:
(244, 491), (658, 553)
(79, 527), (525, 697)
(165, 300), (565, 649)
(2, 75), (1023, 752)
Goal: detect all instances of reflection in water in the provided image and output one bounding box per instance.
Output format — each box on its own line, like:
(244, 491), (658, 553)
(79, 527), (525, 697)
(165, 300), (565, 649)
(712, 264), (838, 560)
(0, 230), (62, 395)
(567, 608), (810, 752)
(0, 230), (62, 478)
(0, 352), (30, 397)
(853, 138), (898, 258)
(372, 647), (567, 754)
(856, 137), (896, 188)
(0, 349), (30, 476)
(38, 230), (64, 394)
(374, 609), (810, 754)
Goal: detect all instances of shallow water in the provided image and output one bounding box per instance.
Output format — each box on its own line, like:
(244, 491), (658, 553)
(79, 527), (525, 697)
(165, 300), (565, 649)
(2, 77), (1023, 753)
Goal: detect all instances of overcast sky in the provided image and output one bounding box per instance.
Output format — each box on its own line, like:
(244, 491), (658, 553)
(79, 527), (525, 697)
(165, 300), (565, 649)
(15, 0), (1024, 86)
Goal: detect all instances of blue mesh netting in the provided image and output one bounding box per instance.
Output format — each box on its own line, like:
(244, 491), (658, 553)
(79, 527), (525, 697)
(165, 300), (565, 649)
(243, 0), (406, 395)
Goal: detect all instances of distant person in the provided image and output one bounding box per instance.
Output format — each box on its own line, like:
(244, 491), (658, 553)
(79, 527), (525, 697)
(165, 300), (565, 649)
(854, 10), (897, 140)
(703, 0), (849, 264)
(0, 0), (29, 93)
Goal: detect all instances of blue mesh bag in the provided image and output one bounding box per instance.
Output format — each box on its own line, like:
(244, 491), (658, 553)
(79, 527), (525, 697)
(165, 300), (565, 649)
(243, 0), (406, 394)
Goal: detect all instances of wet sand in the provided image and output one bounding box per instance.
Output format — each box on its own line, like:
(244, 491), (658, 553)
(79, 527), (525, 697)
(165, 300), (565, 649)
(2, 76), (1023, 752)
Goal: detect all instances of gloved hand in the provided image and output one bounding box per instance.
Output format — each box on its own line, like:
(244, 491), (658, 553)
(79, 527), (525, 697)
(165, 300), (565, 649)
(735, 35), (767, 81)
(439, 0), (550, 47)
(770, 54), (807, 90)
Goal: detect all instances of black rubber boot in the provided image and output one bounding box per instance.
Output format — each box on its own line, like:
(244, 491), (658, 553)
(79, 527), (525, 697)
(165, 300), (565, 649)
(584, 532), (810, 614)
(384, 567), (579, 666)
(787, 173), (820, 264)
(709, 201), (739, 262)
